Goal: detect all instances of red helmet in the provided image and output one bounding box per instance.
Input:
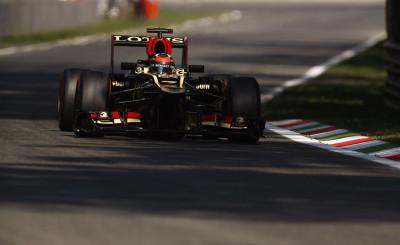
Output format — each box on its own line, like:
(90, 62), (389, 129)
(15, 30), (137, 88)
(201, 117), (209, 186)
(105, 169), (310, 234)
(149, 53), (174, 74)
(146, 38), (172, 57)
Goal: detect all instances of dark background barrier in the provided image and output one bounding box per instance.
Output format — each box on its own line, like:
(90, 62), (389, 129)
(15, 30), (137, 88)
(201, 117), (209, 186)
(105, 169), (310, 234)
(385, 0), (400, 110)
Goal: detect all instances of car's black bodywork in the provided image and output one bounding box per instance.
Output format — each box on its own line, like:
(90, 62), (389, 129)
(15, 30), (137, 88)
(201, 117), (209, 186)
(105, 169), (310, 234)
(58, 28), (265, 142)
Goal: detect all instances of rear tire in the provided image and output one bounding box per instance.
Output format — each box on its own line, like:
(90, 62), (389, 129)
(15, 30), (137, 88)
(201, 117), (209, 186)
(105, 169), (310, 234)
(227, 77), (261, 143)
(58, 69), (87, 131)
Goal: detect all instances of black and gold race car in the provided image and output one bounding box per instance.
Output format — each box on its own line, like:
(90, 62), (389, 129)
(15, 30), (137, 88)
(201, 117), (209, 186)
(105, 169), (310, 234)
(58, 28), (264, 142)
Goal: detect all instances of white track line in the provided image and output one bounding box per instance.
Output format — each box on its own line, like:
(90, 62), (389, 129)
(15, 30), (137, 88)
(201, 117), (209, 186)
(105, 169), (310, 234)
(261, 32), (386, 103)
(264, 123), (400, 170)
(0, 11), (242, 57)
(263, 33), (390, 167)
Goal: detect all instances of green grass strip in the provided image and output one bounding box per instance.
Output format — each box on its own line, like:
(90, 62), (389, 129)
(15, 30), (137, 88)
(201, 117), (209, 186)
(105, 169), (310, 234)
(317, 132), (358, 141)
(356, 142), (399, 154)
(293, 123), (324, 132)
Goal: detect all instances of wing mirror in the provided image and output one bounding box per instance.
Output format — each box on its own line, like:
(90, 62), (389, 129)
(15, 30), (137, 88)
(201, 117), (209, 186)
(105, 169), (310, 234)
(121, 62), (137, 70)
(189, 65), (204, 73)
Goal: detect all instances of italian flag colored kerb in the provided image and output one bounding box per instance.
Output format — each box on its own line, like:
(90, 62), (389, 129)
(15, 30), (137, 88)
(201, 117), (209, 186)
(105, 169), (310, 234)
(270, 119), (400, 161)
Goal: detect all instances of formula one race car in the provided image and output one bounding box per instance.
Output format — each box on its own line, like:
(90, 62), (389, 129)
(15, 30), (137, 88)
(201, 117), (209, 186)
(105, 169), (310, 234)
(58, 28), (264, 142)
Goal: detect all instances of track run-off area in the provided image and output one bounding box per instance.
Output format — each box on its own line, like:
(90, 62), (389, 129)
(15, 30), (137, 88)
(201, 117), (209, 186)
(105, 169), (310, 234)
(1, 1), (399, 245)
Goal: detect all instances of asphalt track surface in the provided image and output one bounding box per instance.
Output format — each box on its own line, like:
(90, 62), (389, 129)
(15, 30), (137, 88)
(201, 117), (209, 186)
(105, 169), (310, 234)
(1, 2), (399, 245)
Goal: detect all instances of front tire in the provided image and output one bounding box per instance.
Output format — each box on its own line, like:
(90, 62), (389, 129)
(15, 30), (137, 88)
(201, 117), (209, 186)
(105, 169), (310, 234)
(58, 69), (87, 131)
(227, 77), (262, 143)
(74, 71), (110, 136)
(76, 71), (110, 112)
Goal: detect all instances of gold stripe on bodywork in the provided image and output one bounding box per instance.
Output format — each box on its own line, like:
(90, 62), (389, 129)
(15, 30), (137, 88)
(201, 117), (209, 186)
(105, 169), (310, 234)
(127, 118), (141, 123)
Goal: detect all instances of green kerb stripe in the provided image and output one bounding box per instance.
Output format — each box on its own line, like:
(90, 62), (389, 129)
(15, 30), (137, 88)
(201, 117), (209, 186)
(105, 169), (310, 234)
(293, 123), (323, 132)
(356, 143), (398, 154)
(318, 132), (358, 141)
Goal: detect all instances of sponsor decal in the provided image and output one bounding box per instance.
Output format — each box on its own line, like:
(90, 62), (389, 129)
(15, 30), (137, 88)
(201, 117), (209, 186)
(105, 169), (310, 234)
(112, 81), (128, 87)
(165, 37), (185, 44)
(113, 35), (184, 44)
(196, 84), (210, 90)
(152, 63), (169, 68)
(176, 68), (185, 76)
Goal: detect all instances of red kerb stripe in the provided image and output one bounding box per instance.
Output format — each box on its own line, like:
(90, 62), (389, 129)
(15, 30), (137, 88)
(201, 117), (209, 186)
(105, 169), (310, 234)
(331, 138), (373, 148)
(385, 154), (400, 161)
(279, 120), (312, 128)
(303, 126), (337, 135)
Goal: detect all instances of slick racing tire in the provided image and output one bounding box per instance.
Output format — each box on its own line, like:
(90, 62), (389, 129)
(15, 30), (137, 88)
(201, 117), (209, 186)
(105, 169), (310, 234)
(74, 71), (110, 136)
(76, 71), (110, 112)
(58, 68), (88, 131)
(227, 77), (261, 143)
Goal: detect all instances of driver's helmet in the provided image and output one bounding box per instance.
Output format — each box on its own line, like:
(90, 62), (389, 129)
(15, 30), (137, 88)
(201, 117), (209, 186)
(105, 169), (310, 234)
(149, 53), (174, 74)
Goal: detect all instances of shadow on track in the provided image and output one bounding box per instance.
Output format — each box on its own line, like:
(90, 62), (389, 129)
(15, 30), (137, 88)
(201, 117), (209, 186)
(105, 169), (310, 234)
(0, 71), (58, 120)
(1, 135), (400, 223)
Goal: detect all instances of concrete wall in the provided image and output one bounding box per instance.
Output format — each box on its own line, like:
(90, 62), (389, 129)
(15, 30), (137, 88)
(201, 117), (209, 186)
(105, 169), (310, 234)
(0, 0), (104, 37)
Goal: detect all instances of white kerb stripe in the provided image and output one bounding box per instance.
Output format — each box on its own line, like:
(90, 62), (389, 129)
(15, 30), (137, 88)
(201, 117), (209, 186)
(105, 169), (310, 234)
(372, 147), (400, 157)
(342, 140), (386, 150)
(321, 136), (369, 145)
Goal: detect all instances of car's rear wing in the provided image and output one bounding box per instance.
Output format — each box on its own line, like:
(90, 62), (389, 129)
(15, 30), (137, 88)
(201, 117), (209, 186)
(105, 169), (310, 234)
(110, 34), (189, 74)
